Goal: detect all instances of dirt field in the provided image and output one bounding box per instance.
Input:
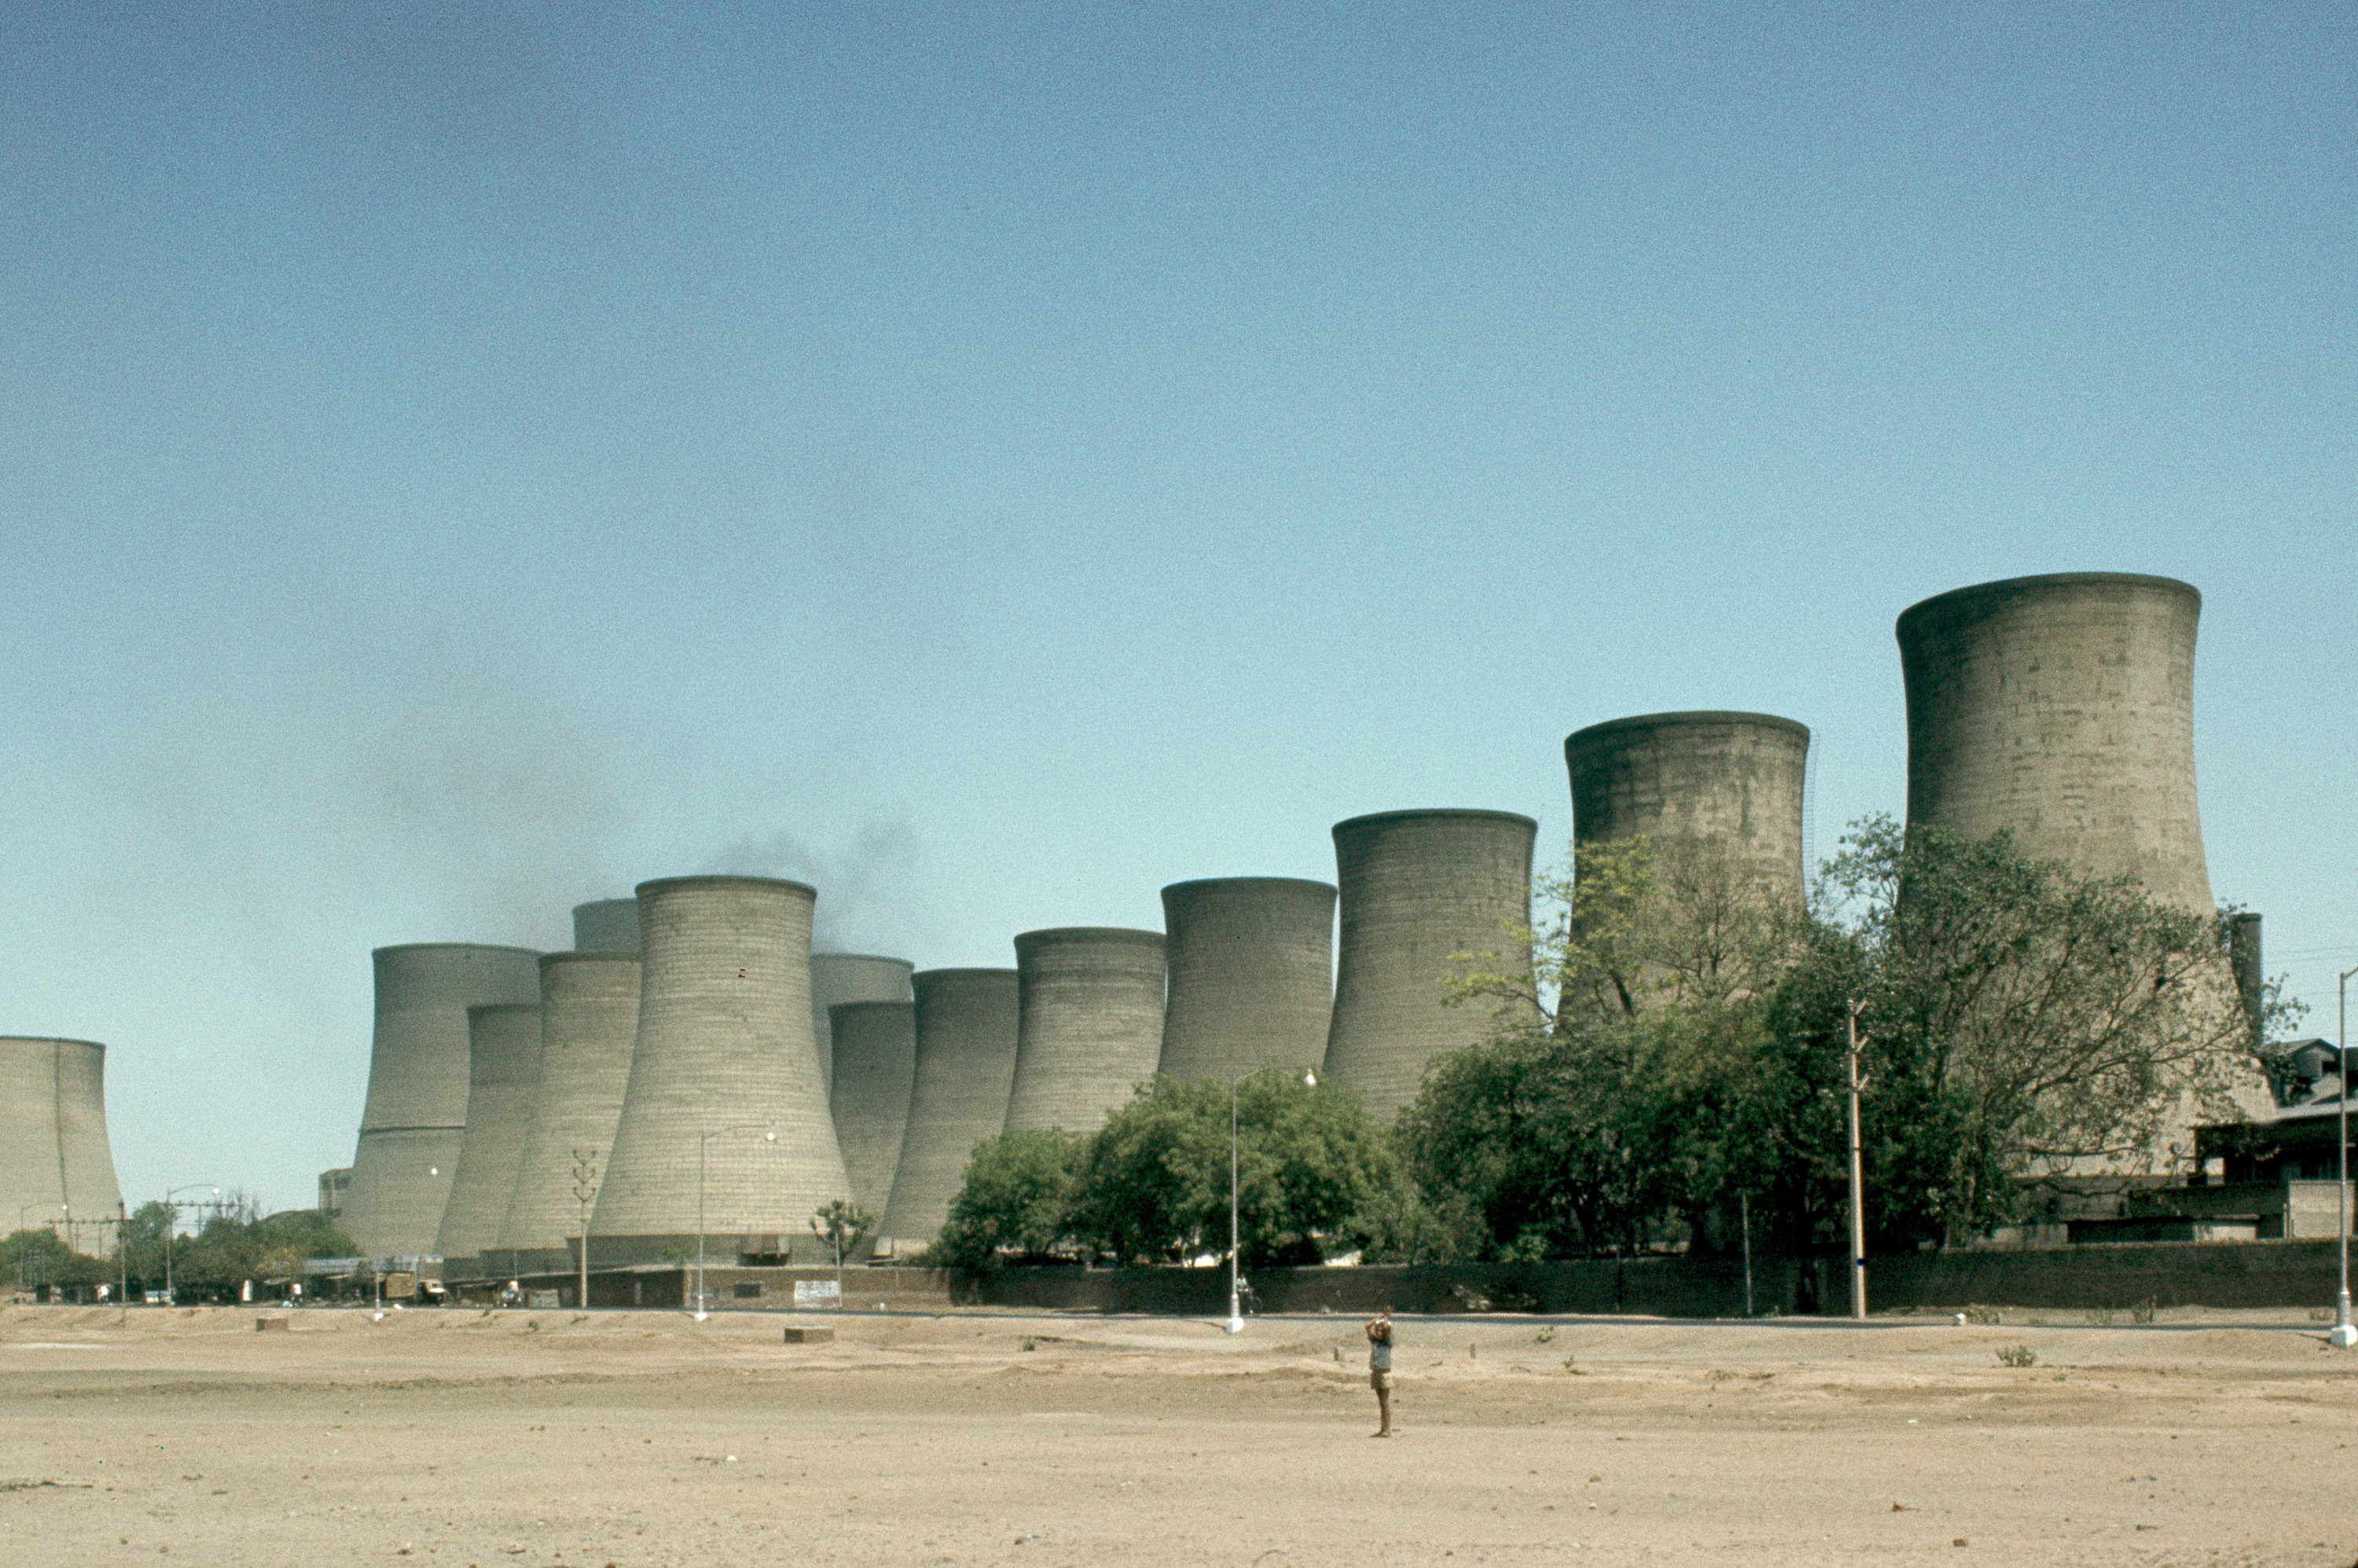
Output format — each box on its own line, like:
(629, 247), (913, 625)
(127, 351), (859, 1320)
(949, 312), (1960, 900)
(3, 1302), (2353, 1567)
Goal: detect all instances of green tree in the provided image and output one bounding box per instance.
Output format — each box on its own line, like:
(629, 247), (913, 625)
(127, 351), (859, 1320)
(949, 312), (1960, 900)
(1067, 1074), (1397, 1268)
(3, 1228), (110, 1291)
(809, 1199), (876, 1269)
(928, 1128), (1085, 1269)
(1820, 814), (2271, 1245)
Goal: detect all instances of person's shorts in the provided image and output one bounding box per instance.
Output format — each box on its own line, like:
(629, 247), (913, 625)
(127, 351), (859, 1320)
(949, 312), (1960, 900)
(1370, 1370), (1394, 1391)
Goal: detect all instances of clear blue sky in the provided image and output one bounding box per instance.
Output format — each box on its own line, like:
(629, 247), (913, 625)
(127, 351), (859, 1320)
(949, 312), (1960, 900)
(5, 2), (2350, 1217)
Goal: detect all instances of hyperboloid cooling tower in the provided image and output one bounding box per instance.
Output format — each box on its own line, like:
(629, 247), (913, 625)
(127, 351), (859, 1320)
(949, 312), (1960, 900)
(1897, 573), (2213, 913)
(340, 944), (542, 1260)
(1322, 810), (1537, 1121)
(828, 1000), (917, 1217)
(1156, 879), (1336, 1081)
(1004, 928), (1167, 1133)
(432, 1003), (543, 1272)
(1564, 712), (1811, 899)
(590, 876), (852, 1262)
(496, 951), (641, 1267)
(876, 969), (1020, 1251)
(0, 1037), (124, 1252)
(572, 898), (641, 952)
(810, 953), (916, 1100)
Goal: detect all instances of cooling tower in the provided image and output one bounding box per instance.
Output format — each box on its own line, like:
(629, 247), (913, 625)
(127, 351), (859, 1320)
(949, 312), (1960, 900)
(0, 1037), (123, 1253)
(1322, 810), (1537, 1121)
(318, 1168), (351, 1220)
(1157, 879), (1336, 1081)
(340, 944), (542, 1260)
(590, 876), (852, 1263)
(1897, 573), (2213, 913)
(432, 1003), (544, 1272)
(876, 969), (1020, 1250)
(1005, 928), (1167, 1133)
(572, 898), (641, 953)
(810, 953), (916, 1100)
(1564, 712), (1811, 899)
(496, 951), (642, 1266)
(828, 1001), (917, 1217)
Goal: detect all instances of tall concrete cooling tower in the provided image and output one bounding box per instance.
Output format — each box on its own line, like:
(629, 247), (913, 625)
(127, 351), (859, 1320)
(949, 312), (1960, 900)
(828, 1001), (916, 1217)
(1322, 810), (1537, 1121)
(341, 944), (542, 1260)
(0, 1037), (123, 1253)
(590, 876), (852, 1264)
(876, 969), (1020, 1252)
(497, 951), (641, 1269)
(432, 1002), (543, 1272)
(1005, 928), (1167, 1133)
(1564, 712), (1812, 898)
(1157, 879), (1335, 1081)
(572, 899), (641, 952)
(1897, 573), (2213, 913)
(810, 953), (916, 1100)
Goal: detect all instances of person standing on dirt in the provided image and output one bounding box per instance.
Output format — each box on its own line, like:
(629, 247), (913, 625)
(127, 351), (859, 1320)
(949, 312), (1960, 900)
(1365, 1307), (1395, 1437)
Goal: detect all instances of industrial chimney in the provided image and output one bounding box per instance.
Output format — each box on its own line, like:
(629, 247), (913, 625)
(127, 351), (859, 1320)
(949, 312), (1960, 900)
(0, 1037), (124, 1258)
(497, 950), (641, 1269)
(876, 969), (1020, 1253)
(1322, 810), (1537, 1121)
(1564, 711), (1811, 901)
(810, 953), (916, 1100)
(340, 944), (542, 1261)
(590, 876), (852, 1264)
(1157, 879), (1335, 1082)
(1004, 929), (1166, 1133)
(828, 1000), (917, 1219)
(1896, 573), (2213, 913)
(572, 899), (641, 953)
(433, 1003), (543, 1274)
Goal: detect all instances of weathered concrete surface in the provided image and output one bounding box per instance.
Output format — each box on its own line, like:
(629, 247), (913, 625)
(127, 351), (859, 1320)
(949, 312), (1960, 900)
(876, 968), (1019, 1251)
(571, 898), (641, 953)
(433, 1002), (544, 1270)
(1565, 711), (1810, 900)
(1156, 878), (1335, 1082)
(1897, 572), (2213, 913)
(828, 1000), (917, 1218)
(810, 953), (915, 1100)
(1322, 810), (1537, 1121)
(0, 1037), (123, 1255)
(592, 877), (852, 1263)
(341, 944), (542, 1260)
(1005, 928), (1166, 1135)
(497, 952), (641, 1266)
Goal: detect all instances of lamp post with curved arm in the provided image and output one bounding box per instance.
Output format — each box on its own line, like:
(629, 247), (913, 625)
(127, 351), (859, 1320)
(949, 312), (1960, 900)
(694, 1126), (775, 1320)
(162, 1184), (218, 1305)
(1228, 1067), (1315, 1335)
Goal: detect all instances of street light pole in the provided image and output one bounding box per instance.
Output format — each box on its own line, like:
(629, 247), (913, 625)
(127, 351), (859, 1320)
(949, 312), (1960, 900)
(695, 1126), (774, 1321)
(1227, 1066), (1314, 1335)
(1846, 1001), (1868, 1323)
(2334, 968), (2356, 1350)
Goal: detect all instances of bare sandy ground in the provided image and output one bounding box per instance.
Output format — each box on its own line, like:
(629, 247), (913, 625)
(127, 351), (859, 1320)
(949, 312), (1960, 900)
(3, 1302), (2354, 1567)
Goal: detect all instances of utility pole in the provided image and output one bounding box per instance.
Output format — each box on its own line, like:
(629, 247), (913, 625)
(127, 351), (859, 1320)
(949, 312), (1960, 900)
(571, 1148), (601, 1314)
(1846, 1000), (1868, 1323)
(2334, 968), (2356, 1349)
